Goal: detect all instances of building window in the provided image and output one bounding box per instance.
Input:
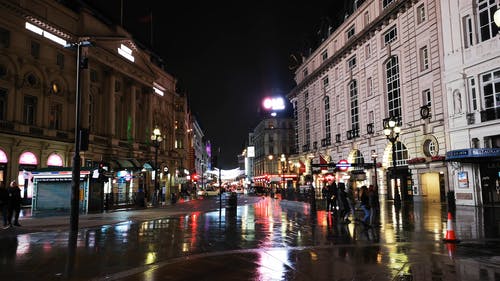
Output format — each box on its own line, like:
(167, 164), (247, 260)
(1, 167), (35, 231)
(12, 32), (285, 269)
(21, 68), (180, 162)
(115, 80), (121, 92)
(305, 108), (310, 148)
(304, 91), (309, 105)
(386, 56), (401, 118)
(175, 138), (184, 149)
(303, 68), (308, 77)
(90, 69), (99, 82)
(0, 27), (10, 48)
(321, 50), (328, 61)
(322, 76), (329, 88)
(367, 77), (373, 97)
(463, 15), (474, 48)
(0, 88), (7, 120)
(383, 0), (394, 8)
(31, 41), (40, 59)
(477, 0), (498, 42)
(394, 141), (409, 166)
(346, 25), (355, 40)
(365, 43), (371, 59)
(383, 25), (397, 46)
(420, 46), (429, 71)
(347, 55), (357, 70)
(349, 80), (359, 131)
(336, 95), (340, 111)
(324, 96), (331, 140)
(364, 11), (370, 26)
(49, 103), (62, 130)
(481, 69), (500, 110)
(23, 95), (37, 125)
(422, 89), (431, 106)
(368, 110), (374, 124)
(293, 101), (299, 153)
(417, 4), (426, 24)
(468, 77), (478, 111)
(56, 52), (64, 69)
(423, 139), (438, 157)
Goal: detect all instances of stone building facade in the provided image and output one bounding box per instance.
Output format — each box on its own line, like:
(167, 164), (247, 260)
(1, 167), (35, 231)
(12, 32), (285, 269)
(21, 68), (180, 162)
(0, 0), (189, 207)
(288, 0), (448, 202)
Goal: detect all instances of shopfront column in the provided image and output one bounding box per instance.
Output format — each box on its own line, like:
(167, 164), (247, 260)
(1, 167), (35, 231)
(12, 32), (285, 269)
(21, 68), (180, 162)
(106, 72), (116, 137)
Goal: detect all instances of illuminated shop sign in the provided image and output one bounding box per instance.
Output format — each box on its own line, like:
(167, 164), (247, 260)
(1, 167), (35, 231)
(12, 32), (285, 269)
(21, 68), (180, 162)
(117, 44), (135, 62)
(262, 97), (285, 111)
(25, 22), (67, 46)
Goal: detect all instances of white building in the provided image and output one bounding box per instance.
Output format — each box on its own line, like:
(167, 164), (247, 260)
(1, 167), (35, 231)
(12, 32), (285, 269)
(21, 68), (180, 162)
(288, 0), (448, 202)
(441, 0), (500, 206)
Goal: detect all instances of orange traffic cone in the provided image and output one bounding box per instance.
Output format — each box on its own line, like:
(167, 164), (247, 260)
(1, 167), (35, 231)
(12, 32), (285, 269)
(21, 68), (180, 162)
(443, 212), (460, 243)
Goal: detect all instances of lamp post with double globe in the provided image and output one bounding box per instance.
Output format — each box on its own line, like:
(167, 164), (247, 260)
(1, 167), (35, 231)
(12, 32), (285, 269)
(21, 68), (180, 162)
(383, 117), (401, 206)
(151, 127), (163, 205)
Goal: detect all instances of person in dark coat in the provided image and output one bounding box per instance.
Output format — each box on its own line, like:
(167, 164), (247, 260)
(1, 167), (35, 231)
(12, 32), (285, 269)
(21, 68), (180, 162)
(0, 183), (8, 228)
(337, 183), (350, 223)
(7, 180), (22, 227)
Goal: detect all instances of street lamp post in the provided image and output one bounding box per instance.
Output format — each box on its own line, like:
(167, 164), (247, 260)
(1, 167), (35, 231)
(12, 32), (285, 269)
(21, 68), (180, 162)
(383, 117), (401, 206)
(67, 39), (91, 232)
(371, 150), (378, 189)
(151, 127), (163, 206)
(280, 154), (286, 190)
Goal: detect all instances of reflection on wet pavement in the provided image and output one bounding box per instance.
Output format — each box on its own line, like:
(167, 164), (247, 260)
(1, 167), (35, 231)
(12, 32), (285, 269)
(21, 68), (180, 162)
(1, 196), (500, 280)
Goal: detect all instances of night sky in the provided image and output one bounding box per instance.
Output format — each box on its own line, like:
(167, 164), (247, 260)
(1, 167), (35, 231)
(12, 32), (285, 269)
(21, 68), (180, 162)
(82, 0), (350, 168)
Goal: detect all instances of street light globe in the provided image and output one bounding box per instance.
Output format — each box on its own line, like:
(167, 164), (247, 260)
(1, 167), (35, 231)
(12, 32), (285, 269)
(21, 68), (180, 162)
(383, 128), (391, 136)
(388, 119), (396, 128)
(153, 128), (161, 136)
(494, 9), (500, 28)
(394, 126), (401, 134)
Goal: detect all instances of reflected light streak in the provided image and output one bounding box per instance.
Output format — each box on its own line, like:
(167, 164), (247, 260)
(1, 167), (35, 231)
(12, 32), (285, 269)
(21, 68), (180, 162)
(257, 249), (289, 281)
(145, 252), (157, 264)
(16, 235), (31, 255)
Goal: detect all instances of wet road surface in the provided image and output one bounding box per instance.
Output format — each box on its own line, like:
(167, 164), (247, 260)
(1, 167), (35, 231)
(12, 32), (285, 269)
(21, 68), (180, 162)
(1, 195), (500, 280)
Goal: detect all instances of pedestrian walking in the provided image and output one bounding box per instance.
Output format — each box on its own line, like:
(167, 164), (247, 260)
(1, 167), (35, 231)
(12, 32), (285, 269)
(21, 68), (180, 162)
(7, 180), (22, 227)
(337, 183), (350, 223)
(0, 183), (8, 228)
(359, 185), (371, 225)
(368, 184), (379, 226)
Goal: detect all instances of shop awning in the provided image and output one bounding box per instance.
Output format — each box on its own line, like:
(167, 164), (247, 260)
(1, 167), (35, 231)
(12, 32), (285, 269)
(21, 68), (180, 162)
(104, 159), (142, 171)
(446, 148), (500, 162)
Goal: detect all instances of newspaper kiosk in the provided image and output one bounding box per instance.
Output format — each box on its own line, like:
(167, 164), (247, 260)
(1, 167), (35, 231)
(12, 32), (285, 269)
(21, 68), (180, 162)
(31, 167), (104, 215)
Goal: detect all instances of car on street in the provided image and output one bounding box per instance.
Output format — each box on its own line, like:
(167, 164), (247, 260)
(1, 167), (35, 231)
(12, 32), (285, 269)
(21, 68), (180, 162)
(197, 186), (219, 196)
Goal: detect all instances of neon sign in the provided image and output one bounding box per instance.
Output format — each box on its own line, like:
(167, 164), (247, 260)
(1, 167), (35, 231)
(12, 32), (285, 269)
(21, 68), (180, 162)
(262, 97), (285, 111)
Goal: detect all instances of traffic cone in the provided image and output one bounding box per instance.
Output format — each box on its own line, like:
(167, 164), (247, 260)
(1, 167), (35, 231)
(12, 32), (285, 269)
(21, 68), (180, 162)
(443, 212), (460, 243)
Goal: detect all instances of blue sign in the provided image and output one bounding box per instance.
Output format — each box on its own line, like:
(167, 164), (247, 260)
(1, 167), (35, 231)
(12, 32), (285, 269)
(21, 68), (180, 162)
(446, 148), (500, 161)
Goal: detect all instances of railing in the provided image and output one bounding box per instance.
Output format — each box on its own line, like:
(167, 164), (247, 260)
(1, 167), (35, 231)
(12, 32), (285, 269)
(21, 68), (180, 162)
(480, 107), (500, 122)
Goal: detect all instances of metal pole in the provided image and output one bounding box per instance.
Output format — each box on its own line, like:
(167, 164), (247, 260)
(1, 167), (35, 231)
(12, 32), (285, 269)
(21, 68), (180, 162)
(70, 43), (82, 232)
(154, 141), (159, 205)
(218, 147), (222, 213)
(391, 139), (401, 205)
(373, 157), (378, 189)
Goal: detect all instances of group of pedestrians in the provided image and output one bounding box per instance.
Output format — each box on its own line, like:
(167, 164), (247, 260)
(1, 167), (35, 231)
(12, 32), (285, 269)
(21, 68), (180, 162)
(322, 180), (379, 227)
(0, 180), (22, 229)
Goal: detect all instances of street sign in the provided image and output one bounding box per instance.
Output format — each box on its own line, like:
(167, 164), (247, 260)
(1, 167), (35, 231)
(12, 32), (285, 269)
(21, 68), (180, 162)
(336, 159), (350, 171)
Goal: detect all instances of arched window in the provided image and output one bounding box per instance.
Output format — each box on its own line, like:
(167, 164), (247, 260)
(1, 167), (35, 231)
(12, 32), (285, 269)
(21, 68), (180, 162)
(349, 80), (359, 131)
(47, 153), (63, 167)
(19, 151), (38, 165)
(394, 141), (408, 166)
(305, 107), (310, 148)
(385, 56), (401, 118)
(324, 96), (331, 140)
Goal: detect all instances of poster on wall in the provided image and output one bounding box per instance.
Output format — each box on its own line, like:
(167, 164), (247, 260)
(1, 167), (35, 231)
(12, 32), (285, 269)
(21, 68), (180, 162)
(458, 171), (469, 188)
